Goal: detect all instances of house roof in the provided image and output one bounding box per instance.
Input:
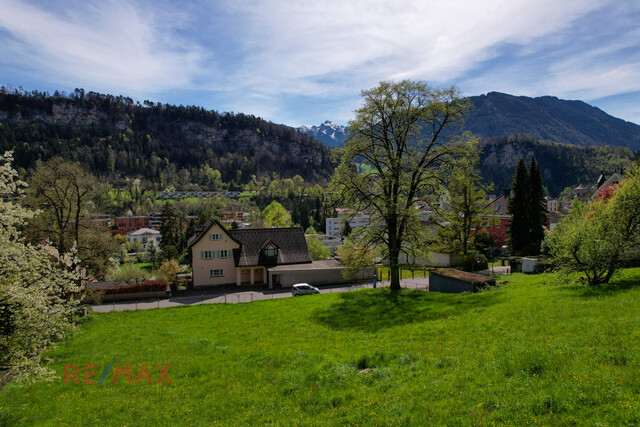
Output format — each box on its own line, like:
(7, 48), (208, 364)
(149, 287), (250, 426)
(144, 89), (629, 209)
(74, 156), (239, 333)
(484, 193), (509, 216)
(187, 217), (242, 248)
(187, 217), (311, 267)
(431, 268), (496, 285)
(229, 227), (312, 267)
(127, 227), (160, 236)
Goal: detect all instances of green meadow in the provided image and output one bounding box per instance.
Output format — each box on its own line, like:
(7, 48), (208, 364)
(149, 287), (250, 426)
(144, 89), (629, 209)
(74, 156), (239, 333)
(2, 270), (640, 425)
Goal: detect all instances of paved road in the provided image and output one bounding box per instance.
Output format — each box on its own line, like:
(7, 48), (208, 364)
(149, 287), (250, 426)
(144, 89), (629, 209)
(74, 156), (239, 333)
(91, 266), (510, 313)
(91, 277), (430, 313)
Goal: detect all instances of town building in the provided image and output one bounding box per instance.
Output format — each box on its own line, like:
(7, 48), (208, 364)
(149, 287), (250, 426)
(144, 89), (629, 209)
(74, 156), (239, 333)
(126, 228), (161, 251)
(188, 218), (373, 288)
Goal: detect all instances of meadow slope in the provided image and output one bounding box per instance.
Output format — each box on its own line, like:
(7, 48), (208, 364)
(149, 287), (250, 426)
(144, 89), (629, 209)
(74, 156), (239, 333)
(2, 270), (640, 425)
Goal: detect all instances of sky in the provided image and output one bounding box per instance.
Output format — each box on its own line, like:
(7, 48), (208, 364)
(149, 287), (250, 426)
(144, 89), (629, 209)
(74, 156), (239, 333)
(0, 0), (639, 127)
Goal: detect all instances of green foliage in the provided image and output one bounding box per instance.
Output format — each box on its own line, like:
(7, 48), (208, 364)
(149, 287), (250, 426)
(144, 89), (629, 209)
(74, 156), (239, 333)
(306, 236), (330, 261)
(507, 158), (531, 253)
(336, 238), (378, 280)
(143, 240), (161, 267)
(261, 201), (292, 228)
(473, 230), (495, 257)
(438, 146), (490, 255)
(108, 263), (149, 286)
(159, 202), (190, 260)
(528, 157), (547, 247)
(546, 166), (640, 285)
(341, 220), (352, 241)
(157, 259), (181, 283)
(331, 80), (474, 288)
(26, 157), (94, 255)
(0, 152), (81, 383)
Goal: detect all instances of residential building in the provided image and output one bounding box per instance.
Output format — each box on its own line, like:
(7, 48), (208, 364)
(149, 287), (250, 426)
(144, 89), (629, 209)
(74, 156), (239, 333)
(127, 228), (161, 251)
(188, 218), (374, 288)
(477, 191), (511, 248)
(592, 172), (624, 201)
(188, 218), (312, 288)
(326, 214), (370, 239)
(114, 216), (150, 235)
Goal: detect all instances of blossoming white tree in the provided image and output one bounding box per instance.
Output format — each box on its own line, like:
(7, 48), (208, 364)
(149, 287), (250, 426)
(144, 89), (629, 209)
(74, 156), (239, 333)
(0, 152), (81, 383)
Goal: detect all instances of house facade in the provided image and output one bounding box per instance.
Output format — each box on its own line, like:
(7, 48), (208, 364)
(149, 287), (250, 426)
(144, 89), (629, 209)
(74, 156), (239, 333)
(325, 214), (371, 239)
(188, 218), (313, 288)
(126, 228), (161, 251)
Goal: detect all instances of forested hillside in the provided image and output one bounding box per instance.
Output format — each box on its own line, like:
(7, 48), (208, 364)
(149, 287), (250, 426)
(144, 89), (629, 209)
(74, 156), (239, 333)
(479, 134), (637, 195)
(2, 88), (637, 196)
(0, 88), (333, 188)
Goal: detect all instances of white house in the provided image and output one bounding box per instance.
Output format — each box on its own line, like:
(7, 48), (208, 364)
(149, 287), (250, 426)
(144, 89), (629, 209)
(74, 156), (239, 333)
(127, 228), (161, 251)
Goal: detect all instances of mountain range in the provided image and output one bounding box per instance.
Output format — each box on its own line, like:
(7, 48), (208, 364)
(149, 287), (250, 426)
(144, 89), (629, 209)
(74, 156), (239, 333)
(0, 88), (637, 196)
(297, 93), (640, 195)
(298, 92), (640, 151)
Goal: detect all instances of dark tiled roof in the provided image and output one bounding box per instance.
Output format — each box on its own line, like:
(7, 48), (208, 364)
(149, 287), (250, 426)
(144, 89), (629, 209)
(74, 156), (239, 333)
(484, 193), (509, 215)
(230, 227), (311, 267)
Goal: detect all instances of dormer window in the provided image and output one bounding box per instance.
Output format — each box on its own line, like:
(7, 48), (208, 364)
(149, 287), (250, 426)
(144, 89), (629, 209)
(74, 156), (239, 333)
(266, 248), (276, 257)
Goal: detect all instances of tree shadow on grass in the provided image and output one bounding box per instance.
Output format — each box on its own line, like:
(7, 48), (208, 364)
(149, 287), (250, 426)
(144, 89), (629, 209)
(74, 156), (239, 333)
(312, 288), (503, 333)
(575, 274), (640, 298)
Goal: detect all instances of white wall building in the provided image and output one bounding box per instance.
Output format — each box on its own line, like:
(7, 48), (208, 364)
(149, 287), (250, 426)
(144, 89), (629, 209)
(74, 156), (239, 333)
(325, 215), (370, 239)
(127, 228), (161, 251)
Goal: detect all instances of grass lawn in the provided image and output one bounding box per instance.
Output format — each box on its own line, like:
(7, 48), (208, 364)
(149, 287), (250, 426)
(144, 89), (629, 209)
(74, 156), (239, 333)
(377, 265), (431, 280)
(2, 270), (640, 425)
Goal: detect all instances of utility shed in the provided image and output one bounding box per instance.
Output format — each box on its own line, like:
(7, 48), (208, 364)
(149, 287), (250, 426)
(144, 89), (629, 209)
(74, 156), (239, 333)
(429, 269), (496, 293)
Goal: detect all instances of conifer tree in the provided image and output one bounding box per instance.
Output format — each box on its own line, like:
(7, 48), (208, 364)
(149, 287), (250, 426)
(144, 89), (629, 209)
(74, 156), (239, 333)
(507, 156), (547, 255)
(507, 158), (530, 254)
(528, 156), (547, 253)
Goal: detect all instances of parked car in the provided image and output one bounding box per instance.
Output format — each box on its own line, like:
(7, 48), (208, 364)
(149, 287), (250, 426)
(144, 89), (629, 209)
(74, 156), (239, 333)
(292, 283), (320, 296)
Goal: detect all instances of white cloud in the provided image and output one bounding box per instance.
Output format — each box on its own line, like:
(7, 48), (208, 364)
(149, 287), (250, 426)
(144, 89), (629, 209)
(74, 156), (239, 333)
(0, 0), (206, 93)
(1, 0), (638, 125)
(219, 0), (608, 96)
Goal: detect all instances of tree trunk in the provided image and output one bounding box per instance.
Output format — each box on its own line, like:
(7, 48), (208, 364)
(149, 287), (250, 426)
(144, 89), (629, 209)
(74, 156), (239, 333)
(388, 247), (401, 290)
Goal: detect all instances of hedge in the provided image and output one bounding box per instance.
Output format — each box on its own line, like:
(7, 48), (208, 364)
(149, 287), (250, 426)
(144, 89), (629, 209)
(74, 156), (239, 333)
(101, 280), (168, 295)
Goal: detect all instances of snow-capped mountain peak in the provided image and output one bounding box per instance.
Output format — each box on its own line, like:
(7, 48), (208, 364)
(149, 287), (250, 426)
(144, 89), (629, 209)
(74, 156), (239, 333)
(297, 121), (347, 147)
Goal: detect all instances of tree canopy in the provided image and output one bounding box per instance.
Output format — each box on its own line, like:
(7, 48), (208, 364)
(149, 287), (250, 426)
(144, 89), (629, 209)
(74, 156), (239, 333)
(262, 201), (292, 228)
(546, 165), (640, 285)
(331, 80), (475, 289)
(437, 146), (490, 256)
(0, 152), (81, 383)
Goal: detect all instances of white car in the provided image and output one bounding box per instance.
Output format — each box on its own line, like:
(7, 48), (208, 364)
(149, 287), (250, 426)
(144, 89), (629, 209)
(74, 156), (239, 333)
(292, 283), (320, 296)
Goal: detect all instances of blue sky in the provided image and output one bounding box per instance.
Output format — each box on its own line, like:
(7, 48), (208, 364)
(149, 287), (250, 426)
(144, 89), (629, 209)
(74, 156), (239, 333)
(1, 0), (639, 127)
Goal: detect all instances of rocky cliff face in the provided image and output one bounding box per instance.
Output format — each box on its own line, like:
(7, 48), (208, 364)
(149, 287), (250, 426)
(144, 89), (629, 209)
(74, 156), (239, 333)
(0, 91), (334, 184)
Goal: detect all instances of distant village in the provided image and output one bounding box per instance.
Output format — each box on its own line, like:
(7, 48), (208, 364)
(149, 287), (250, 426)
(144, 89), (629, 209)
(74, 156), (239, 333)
(96, 171), (625, 292)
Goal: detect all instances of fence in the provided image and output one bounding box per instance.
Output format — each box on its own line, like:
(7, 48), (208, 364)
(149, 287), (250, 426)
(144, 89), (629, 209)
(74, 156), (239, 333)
(92, 278), (429, 313)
